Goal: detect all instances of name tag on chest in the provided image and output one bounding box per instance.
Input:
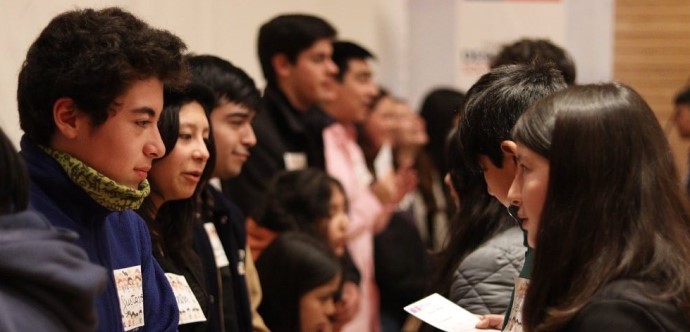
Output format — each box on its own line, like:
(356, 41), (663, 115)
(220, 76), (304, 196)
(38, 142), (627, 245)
(204, 222), (230, 268)
(166, 273), (207, 325)
(284, 152), (307, 170)
(114, 265), (145, 331)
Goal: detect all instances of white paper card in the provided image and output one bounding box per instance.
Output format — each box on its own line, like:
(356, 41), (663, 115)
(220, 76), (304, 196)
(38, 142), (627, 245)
(166, 273), (207, 325)
(204, 222), (230, 268)
(283, 152), (308, 170)
(373, 143), (393, 180)
(404, 293), (499, 332)
(113, 265), (145, 331)
(503, 277), (529, 332)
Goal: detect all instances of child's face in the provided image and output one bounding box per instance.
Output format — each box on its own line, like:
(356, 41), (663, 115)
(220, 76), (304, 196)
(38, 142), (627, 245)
(149, 101), (210, 204)
(72, 78), (166, 189)
(507, 143), (550, 248)
(299, 274), (340, 332)
(325, 186), (349, 257)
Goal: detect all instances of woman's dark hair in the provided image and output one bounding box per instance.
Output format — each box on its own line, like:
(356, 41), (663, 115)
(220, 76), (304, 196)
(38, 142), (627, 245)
(515, 83), (690, 331)
(0, 128), (29, 215)
(255, 168), (346, 244)
(418, 88), (467, 239)
(490, 39), (576, 85)
(137, 83), (216, 274)
(420, 88), (465, 177)
(256, 232), (341, 332)
(429, 127), (513, 296)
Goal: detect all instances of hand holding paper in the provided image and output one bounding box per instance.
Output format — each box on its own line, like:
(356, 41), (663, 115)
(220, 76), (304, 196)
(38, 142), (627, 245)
(404, 293), (500, 332)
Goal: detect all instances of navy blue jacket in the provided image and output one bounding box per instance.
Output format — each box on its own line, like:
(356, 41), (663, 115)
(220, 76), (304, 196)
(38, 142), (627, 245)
(21, 137), (179, 332)
(200, 186), (252, 331)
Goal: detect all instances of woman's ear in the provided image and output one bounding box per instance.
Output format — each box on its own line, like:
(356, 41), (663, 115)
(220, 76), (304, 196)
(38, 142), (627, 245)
(500, 140), (518, 164)
(53, 97), (82, 139)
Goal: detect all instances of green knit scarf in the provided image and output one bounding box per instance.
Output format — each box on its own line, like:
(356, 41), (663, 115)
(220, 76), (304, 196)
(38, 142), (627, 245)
(40, 146), (150, 211)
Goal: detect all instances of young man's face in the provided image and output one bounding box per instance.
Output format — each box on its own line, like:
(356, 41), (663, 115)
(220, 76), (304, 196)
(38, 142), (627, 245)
(285, 38), (339, 109)
(331, 59), (379, 124)
(675, 103), (690, 138)
(210, 101), (257, 179)
(73, 77), (166, 189)
(477, 142), (518, 207)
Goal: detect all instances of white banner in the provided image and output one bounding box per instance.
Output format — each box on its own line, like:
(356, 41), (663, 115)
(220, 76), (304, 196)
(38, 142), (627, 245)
(456, 0), (566, 90)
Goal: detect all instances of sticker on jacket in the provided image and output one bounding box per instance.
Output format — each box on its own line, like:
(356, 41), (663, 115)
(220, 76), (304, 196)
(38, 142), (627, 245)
(204, 222), (230, 268)
(165, 273), (207, 325)
(237, 248), (246, 275)
(114, 265), (145, 331)
(503, 277), (529, 332)
(283, 152), (307, 170)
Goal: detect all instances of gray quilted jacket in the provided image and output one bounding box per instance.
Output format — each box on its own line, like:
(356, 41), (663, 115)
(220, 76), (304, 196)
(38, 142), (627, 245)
(449, 226), (526, 315)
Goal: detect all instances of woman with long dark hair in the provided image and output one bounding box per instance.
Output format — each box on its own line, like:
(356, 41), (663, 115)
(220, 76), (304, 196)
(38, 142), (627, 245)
(509, 83), (690, 331)
(137, 84), (217, 331)
(256, 232), (342, 332)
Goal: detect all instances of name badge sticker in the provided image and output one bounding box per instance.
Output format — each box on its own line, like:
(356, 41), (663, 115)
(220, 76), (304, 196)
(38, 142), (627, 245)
(283, 152), (308, 171)
(166, 273), (207, 325)
(204, 222), (230, 268)
(114, 265), (145, 331)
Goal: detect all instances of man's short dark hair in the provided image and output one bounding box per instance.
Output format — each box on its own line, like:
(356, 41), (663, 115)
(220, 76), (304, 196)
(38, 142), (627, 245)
(257, 14), (336, 84)
(491, 39), (576, 85)
(332, 41), (375, 82)
(17, 7), (189, 146)
(187, 54), (261, 113)
(458, 63), (567, 171)
(675, 88), (690, 106)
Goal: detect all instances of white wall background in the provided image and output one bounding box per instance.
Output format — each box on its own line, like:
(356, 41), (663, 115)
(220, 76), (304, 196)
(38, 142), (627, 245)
(0, 0), (613, 148)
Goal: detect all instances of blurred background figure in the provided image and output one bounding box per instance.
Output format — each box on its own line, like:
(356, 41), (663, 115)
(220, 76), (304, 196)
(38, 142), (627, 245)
(0, 126), (108, 332)
(491, 38), (577, 86)
(249, 168), (359, 331)
(418, 87), (466, 250)
(256, 232), (342, 332)
(673, 87), (690, 196)
(375, 98), (432, 332)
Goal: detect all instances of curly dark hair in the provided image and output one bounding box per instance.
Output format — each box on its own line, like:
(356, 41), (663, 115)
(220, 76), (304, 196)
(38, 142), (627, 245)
(491, 38), (576, 85)
(17, 7), (189, 145)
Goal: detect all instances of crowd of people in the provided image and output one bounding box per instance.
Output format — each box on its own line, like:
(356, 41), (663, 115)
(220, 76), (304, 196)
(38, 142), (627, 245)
(2, 6), (690, 332)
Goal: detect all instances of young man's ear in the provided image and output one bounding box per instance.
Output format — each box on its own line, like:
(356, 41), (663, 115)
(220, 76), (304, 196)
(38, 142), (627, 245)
(272, 53), (292, 79)
(500, 140), (518, 164)
(53, 97), (84, 139)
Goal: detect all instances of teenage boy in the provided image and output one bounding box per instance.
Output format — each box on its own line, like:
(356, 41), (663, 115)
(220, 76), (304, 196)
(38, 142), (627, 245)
(225, 14), (339, 216)
(17, 7), (188, 331)
(457, 63), (567, 331)
(188, 54), (268, 332)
